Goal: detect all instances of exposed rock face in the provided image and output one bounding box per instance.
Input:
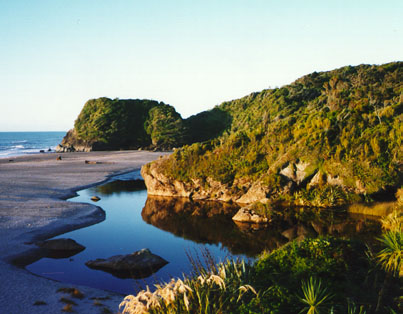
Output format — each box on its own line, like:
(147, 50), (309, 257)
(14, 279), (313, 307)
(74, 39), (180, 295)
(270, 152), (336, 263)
(280, 161), (311, 185)
(232, 206), (269, 224)
(141, 157), (192, 198)
(142, 155), (381, 206)
(56, 128), (119, 152)
(236, 181), (270, 204)
(55, 129), (93, 152)
(141, 157), (266, 203)
(85, 248), (168, 279)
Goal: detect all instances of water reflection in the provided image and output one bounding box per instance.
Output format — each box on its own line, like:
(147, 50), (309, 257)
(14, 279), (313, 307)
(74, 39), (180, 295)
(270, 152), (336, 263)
(94, 179), (146, 195)
(142, 196), (382, 256)
(25, 176), (385, 295)
(142, 196), (283, 256)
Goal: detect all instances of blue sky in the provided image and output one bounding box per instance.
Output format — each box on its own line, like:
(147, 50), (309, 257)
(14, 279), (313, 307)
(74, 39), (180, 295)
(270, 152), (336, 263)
(0, 0), (402, 131)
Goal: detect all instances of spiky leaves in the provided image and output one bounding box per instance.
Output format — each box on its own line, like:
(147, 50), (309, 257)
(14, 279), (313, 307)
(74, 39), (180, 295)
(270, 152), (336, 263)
(298, 277), (333, 314)
(377, 231), (402, 277)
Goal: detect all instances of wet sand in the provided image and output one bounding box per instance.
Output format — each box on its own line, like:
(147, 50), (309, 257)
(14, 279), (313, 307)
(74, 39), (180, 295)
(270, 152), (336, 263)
(0, 151), (165, 314)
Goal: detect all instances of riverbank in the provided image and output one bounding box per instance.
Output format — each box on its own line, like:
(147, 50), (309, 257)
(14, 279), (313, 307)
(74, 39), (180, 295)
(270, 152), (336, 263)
(0, 151), (166, 314)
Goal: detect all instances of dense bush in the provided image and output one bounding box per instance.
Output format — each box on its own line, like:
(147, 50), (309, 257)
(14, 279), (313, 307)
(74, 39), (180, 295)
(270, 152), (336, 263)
(145, 105), (187, 149)
(158, 62), (402, 203)
(74, 98), (161, 149)
(120, 236), (401, 313)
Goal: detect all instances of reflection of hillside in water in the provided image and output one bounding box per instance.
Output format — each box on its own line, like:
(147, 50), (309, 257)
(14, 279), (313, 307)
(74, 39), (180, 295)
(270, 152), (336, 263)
(93, 179), (146, 195)
(142, 196), (382, 257)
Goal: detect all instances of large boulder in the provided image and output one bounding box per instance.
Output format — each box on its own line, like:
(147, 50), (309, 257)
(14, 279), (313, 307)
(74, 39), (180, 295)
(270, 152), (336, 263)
(85, 248), (168, 279)
(232, 206), (269, 224)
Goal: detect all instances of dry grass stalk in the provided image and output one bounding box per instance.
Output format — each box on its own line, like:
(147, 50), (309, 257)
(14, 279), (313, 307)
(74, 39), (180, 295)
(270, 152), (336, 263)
(381, 209), (402, 232)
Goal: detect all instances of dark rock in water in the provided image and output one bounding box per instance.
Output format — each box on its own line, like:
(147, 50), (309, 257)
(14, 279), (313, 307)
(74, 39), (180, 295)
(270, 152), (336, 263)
(37, 238), (85, 251)
(85, 248), (168, 279)
(39, 150), (45, 153)
(91, 196), (101, 202)
(48, 148), (51, 152)
(36, 238), (85, 259)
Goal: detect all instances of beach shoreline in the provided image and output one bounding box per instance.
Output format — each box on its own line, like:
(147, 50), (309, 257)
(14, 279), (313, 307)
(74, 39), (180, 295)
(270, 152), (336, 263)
(0, 151), (166, 314)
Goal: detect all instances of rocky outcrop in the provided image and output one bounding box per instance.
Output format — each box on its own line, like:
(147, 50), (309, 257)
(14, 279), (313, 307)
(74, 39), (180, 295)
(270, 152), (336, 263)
(232, 206), (269, 224)
(85, 248), (168, 279)
(141, 157), (193, 198)
(280, 161), (313, 187)
(55, 129), (93, 152)
(142, 157), (268, 203)
(236, 181), (270, 204)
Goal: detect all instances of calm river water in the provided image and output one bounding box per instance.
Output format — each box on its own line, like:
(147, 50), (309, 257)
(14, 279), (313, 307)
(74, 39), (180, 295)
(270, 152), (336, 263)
(26, 171), (382, 295)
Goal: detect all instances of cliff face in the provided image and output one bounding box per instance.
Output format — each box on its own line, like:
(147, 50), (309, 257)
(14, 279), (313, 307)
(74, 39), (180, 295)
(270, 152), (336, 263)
(141, 156), (243, 202)
(142, 62), (403, 206)
(142, 157), (363, 205)
(56, 129), (108, 152)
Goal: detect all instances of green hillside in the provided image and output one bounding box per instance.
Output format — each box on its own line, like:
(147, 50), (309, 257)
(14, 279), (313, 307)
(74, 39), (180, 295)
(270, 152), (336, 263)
(59, 97), (187, 151)
(153, 62), (402, 205)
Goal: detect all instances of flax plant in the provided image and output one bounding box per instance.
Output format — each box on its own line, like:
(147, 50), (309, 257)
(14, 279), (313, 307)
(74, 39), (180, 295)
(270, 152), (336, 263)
(377, 231), (402, 277)
(298, 277), (333, 314)
(375, 210), (402, 313)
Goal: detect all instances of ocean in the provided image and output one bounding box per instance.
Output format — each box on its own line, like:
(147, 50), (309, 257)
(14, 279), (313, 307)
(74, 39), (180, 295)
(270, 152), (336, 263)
(0, 132), (66, 158)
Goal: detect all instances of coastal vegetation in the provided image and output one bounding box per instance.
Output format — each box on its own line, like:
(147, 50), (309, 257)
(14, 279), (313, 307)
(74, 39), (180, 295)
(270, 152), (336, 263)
(145, 62), (402, 205)
(119, 63), (402, 313)
(51, 62), (403, 313)
(120, 209), (402, 313)
(58, 96), (231, 152)
(59, 63), (401, 207)
(58, 98), (188, 151)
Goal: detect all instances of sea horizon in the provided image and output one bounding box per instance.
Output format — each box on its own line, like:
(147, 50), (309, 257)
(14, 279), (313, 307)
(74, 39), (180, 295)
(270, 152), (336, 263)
(0, 131), (66, 158)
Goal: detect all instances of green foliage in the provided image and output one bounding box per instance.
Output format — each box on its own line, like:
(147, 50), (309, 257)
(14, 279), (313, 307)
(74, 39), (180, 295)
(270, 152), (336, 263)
(185, 107), (232, 143)
(298, 277), (333, 314)
(377, 231), (402, 277)
(71, 97), (232, 150)
(145, 105), (187, 148)
(160, 62), (402, 202)
(120, 236), (402, 313)
(248, 237), (375, 313)
(74, 98), (162, 148)
(294, 186), (360, 207)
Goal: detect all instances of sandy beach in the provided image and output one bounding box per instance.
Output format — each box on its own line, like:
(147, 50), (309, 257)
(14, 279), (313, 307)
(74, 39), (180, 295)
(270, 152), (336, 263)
(0, 151), (165, 314)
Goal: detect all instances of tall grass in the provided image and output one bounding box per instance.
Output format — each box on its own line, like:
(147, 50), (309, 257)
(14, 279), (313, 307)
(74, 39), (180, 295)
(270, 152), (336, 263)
(347, 202), (396, 217)
(119, 258), (256, 314)
(380, 210), (402, 232)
